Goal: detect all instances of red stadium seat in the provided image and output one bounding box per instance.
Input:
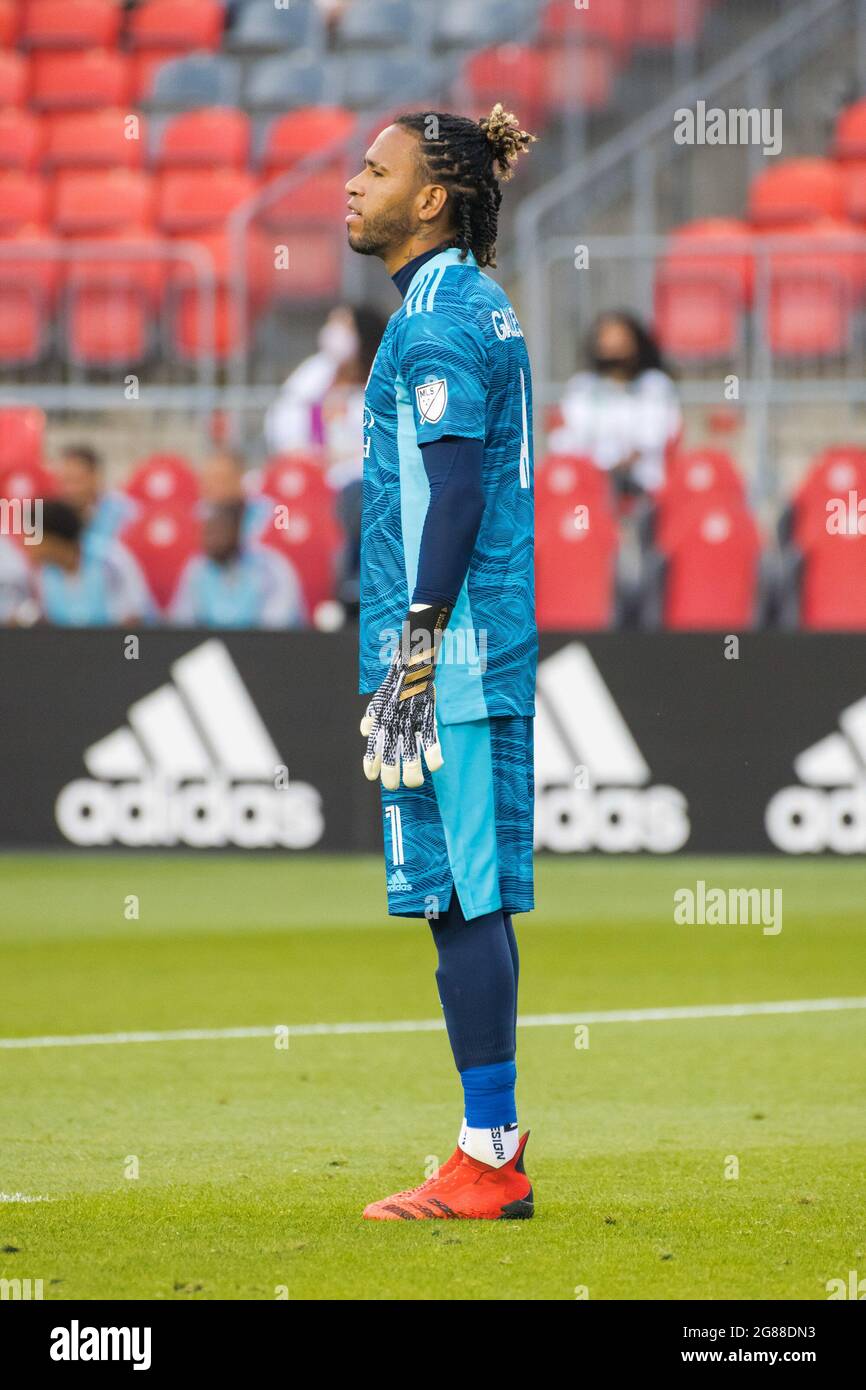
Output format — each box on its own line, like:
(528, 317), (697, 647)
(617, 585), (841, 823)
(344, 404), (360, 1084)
(0, 0), (20, 47)
(798, 526), (866, 629)
(170, 286), (257, 360)
(535, 494), (619, 630)
(0, 110), (44, 172)
(760, 218), (865, 288)
(540, 0), (631, 58)
(659, 218), (755, 299)
(120, 504), (202, 610)
(790, 445), (866, 548)
(654, 273), (742, 359)
(32, 49), (131, 110)
(0, 460), (57, 511)
(260, 107), (356, 176)
(67, 285), (156, 365)
(0, 407), (47, 473)
(0, 292), (50, 363)
(464, 47), (545, 134)
(266, 226), (343, 301)
(258, 163), (347, 228)
(255, 163), (346, 299)
(0, 224), (62, 296)
(0, 226), (61, 362)
(654, 219), (753, 360)
(748, 159), (845, 227)
(539, 45), (615, 116)
(0, 51), (28, 107)
(65, 228), (166, 366)
(833, 97), (866, 159)
(655, 450), (747, 551)
(258, 500), (340, 615)
(760, 221), (863, 358)
(536, 453), (611, 509)
(0, 171), (50, 231)
(634, 0), (706, 46)
(54, 169), (154, 233)
(170, 226), (273, 293)
(0, 280), (47, 363)
(44, 108), (146, 170)
(259, 454), (333, 506)
(156, 108), (251, 170)
(167, 226), (272, 359)
(768, 277), (852, 356)
(837, 161), (866, 223)
(21, 1), (122, 51)
(125, 454), (199, 508)
(663, 447), (745, 500)
(658, 499), (761, 629)
(128, 0), (224, 53)
(157, 167), (257, 234)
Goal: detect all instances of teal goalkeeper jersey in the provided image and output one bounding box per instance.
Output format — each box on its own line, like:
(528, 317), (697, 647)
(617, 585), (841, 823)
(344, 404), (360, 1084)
(359, 245), (537, 725)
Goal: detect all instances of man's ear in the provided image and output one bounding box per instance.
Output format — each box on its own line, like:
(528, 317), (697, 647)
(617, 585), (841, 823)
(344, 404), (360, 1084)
(417, 182), (449, 226)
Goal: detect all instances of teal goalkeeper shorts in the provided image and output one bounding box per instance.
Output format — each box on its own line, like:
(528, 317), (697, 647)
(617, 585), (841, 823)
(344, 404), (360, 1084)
(379, 715), (535, 920)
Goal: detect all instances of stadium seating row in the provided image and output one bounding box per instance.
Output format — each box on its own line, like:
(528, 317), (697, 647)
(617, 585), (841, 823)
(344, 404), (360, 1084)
(656, 100), (866, 359)
(0, 104), (357, 173)
(535, 446), (866, 630)
(0, 222), (339, 365)
(0, 43), (620, 118)
(0, 0), (710, 62)
(1, 408), (863, 629)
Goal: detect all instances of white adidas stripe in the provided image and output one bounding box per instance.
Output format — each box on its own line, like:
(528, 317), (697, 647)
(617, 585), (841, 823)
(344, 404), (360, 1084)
(2, 997), (864, 1050)
(81, 640), (283, 784)
(535, 643), (651, 787)
(795, 693), (866, 786)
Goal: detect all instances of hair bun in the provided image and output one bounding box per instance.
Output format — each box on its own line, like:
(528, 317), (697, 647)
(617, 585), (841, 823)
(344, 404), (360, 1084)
(479, 103), (537, 181)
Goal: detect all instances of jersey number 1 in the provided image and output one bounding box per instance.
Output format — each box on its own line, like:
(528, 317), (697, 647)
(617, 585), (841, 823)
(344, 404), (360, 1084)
(518, 367), (530, 489)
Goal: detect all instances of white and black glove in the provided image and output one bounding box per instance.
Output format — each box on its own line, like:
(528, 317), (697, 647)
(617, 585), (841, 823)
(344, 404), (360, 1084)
(360, 602), (450, 789)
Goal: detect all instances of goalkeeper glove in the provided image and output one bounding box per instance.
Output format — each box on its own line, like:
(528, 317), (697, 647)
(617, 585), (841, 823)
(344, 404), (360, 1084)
(361, 601), (450, 789)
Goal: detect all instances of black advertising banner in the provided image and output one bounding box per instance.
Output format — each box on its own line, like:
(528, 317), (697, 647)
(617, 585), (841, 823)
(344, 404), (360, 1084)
(0, 630), (864, 854)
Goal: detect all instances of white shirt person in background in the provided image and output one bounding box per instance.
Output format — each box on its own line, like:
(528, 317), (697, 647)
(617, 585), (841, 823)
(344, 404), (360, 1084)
(550, 311), (682, 497)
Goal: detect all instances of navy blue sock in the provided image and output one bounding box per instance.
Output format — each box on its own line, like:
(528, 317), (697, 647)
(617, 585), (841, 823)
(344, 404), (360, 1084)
(503, 912), (520, 1051)
(429, 894), (518, 1132)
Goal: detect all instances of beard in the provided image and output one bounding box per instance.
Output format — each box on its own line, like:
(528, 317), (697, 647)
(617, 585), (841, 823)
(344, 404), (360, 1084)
(347, 203), (415, 258)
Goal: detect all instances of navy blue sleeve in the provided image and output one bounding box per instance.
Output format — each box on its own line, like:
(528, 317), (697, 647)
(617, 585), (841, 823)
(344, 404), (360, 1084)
(412, 436), (485, 607)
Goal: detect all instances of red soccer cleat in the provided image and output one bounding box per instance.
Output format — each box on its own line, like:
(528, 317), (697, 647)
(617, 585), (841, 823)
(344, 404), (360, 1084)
(362, 1146), (463, 1220)
(362, 1132), (533, 1220)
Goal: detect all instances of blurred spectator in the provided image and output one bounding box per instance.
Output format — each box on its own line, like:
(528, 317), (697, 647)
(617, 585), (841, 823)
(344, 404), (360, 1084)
(550, 312), (682, 497)
(264, 304), (387, 488)
(200, 448), (271, 540)
(170, 502), (306, 629)
(316, 0), (352, 40)
(31, 500), (153, 626)
(58, 444), (137, 542)
(0, 536), (35, 625)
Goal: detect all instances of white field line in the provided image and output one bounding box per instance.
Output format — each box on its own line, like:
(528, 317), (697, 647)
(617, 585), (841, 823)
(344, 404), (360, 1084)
(1, 997), (865, 1051)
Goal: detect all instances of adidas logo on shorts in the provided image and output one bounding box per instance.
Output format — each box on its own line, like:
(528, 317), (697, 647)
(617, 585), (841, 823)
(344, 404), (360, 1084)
(387, 869), (413, 893)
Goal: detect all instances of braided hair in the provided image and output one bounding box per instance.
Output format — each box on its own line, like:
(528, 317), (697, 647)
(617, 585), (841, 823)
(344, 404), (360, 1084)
(395, 104), (537, 268)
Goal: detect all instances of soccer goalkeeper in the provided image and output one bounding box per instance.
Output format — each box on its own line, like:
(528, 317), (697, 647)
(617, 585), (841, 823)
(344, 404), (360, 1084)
(346, 104), (538, 1220)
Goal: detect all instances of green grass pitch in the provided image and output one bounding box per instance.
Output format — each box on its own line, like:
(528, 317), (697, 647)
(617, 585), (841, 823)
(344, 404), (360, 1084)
(1, 853), (865, 1301)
